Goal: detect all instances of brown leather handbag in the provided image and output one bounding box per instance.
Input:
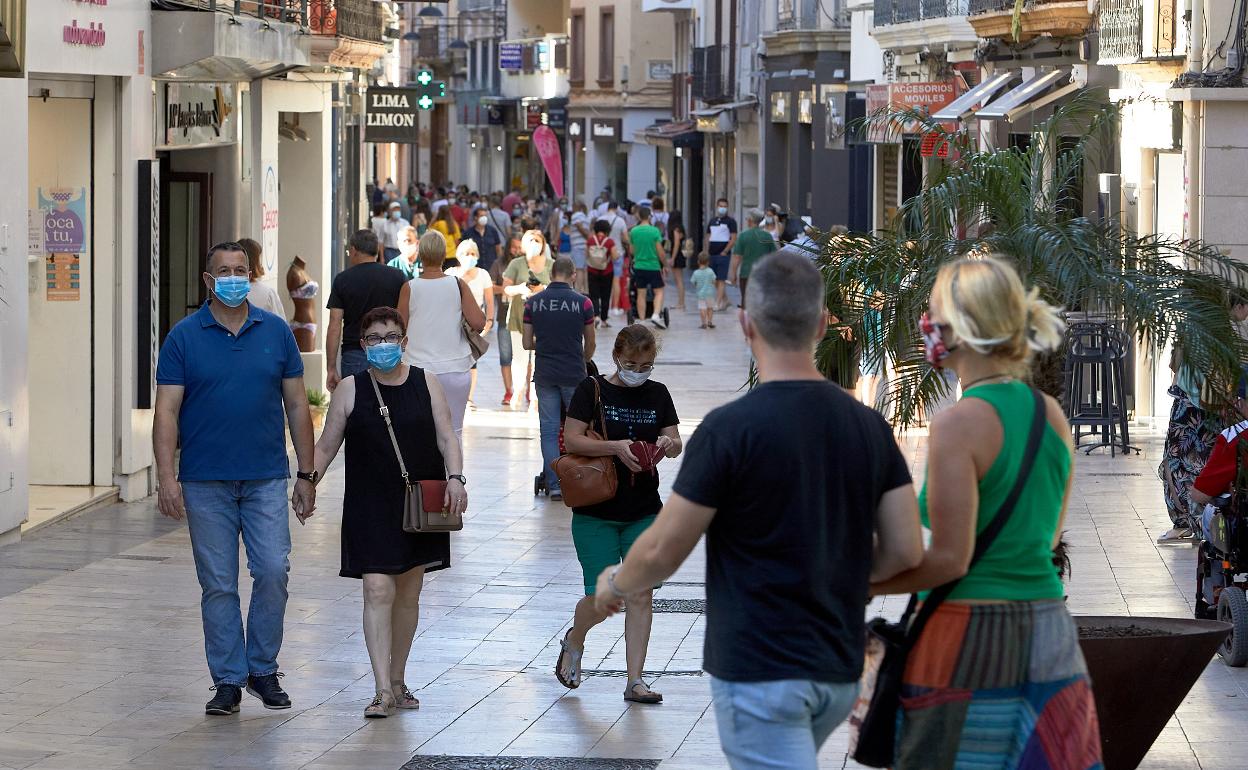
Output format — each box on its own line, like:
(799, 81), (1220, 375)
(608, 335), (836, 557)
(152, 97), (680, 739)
(370, 373), (463, 533)
(551, 377), (618, 507)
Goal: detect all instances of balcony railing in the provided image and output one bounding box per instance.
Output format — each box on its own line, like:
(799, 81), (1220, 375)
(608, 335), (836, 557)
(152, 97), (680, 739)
(874, 0), (969, 25)
(692, 44), (728, 103)
(308, 0), (383, 42)
(154, 0), (308, 28)
(1098, 0), (1183, 63)
(967, 0), (1077, 12)
(968, 0), (1096, 40)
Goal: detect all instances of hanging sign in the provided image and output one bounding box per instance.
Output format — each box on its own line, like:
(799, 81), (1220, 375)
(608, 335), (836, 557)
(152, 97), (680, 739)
(163, 83), (236, 147)
(499, 43), (523, 71)
(364, 86), (421, 143)
(533, 125), (564, 199)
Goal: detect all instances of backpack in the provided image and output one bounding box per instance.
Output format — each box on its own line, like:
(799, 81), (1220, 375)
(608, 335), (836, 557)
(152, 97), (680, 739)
(587, 234), (611, 271)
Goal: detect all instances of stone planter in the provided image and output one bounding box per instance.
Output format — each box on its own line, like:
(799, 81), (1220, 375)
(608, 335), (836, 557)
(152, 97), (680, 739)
(1077, 616), (1231, 769)
(310, 404), (328, 431)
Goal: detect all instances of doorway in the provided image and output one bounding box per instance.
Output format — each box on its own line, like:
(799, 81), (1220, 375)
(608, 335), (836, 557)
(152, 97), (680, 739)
(28, 95), (94, 487)
(160, 171), (213, 340)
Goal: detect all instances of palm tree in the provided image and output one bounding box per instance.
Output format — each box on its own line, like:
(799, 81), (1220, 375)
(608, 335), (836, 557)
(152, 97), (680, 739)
(816, 93), (1248, 428)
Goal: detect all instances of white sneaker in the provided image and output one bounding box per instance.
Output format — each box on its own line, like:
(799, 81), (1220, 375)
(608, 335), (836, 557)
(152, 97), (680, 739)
(649, 315), (667, 330)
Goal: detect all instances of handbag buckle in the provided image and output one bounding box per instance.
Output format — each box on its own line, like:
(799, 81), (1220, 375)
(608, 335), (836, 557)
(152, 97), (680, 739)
(379, 405), (390, 418)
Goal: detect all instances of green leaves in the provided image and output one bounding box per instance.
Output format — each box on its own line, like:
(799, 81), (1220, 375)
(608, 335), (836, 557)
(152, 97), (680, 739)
(825, 97), (1248, 427)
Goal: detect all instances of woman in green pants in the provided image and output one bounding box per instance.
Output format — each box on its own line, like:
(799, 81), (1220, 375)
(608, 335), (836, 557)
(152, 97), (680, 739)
(554, 324), (682, 704)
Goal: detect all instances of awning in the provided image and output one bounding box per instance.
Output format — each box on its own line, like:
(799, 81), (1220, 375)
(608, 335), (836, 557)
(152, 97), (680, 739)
(153, 11), (309, 80)
(691, 98), (758, 117)
(638, 120), (704, 148)
(975, 69), (1082, 122)
(933, 71), (1017, 121)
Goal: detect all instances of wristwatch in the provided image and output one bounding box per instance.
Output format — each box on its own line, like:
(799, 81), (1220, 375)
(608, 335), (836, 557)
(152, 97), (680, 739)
(448, 474), (467, 485)
(296, 469), (320, 483)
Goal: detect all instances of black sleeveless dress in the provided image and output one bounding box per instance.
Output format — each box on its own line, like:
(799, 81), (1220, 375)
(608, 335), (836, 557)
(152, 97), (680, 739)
(340, 368), (451, 579)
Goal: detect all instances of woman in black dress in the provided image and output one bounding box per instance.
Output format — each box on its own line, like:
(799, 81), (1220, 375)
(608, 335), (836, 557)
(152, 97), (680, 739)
(312, 306), (467, 719)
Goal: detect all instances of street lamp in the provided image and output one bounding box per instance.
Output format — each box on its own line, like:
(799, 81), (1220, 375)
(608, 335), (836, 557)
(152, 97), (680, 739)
(418, 3), (443, 17)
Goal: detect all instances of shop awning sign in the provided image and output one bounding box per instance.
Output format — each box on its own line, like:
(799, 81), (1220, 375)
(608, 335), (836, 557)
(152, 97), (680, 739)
(365, 87), (421, 144)
(864, 80), (960, 143)
(163, 83), (236, 148)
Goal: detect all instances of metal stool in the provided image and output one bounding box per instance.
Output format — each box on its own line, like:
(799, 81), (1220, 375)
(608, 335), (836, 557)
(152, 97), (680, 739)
(1064, 321), (1139, 456)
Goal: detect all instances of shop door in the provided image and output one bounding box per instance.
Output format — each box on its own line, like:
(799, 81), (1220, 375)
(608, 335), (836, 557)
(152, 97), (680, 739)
(160, 172), (213, 340)
(28, 97), (93, 485)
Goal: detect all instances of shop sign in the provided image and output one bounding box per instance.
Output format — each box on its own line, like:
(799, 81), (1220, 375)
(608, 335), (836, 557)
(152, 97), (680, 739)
(648, 60), (673, 82)
(364, 87), (421, 143)
(864, 80), (960, 142)
(567, 118), (585, 141)
(27, 210), (45, 258)
(261, 161), (279, 274)
(163, 83), (236, 148)
(798, 88), (814, 124)
(547, 105), (567, 130)
(590, 118), (621, 142)
(63, 20), (106, 47)
(499, 42), (523, 71)
(526, 104), (542, 130)
(29, 0), (148, 77)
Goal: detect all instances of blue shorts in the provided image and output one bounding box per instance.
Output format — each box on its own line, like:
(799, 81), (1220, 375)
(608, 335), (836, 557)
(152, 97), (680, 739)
(613, 256), (625, 277)
(633, 269), (665, 290)
(710, 254), (731, 281)
(570, 247), (587, 270)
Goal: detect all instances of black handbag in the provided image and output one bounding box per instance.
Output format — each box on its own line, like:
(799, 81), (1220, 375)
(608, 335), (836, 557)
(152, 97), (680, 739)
(852, 386), (1048, 768)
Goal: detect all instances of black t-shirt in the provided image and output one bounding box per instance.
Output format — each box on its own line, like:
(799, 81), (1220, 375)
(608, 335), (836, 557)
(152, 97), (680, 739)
(673, 380), (912, 684)
(327, 262), (408, 351)
(566, 375), (679, 522)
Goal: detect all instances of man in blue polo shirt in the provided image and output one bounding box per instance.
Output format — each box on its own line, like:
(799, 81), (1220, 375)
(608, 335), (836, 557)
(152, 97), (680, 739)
(154, 242), (317, 717)
(523, 256), (596, 501)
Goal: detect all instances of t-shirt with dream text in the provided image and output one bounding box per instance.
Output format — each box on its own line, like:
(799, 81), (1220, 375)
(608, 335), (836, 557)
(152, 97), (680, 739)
(672, 380), (912, 684)
(567, 376), (679, 522)
(523, 282), (595, 387)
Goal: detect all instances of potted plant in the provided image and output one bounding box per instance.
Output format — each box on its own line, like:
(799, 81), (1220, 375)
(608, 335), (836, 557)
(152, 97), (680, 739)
(820, 93), (1248, 427)
(307, 388), (329, 431)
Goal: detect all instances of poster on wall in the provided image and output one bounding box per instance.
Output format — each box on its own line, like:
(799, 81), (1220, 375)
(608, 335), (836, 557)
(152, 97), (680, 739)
(821, 84), (847, 150)
(27, 210), (45, 257)
(261, 160), (279, 275)
(38, 187), (87, 302)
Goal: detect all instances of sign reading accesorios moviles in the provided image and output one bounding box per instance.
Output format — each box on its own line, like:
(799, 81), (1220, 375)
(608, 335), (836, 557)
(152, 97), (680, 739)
(364, 87), (421, 144)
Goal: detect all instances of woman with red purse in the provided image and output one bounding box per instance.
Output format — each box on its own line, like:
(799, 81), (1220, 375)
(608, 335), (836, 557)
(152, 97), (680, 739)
(311, 306), (467, 720)
(554, 324), (683, 704)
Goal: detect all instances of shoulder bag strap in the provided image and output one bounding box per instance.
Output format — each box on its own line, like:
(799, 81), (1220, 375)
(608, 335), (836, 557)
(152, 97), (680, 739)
(904, 386), (1048, 640)
(370, 372), (410, 484)
(593, 376), (609, 437)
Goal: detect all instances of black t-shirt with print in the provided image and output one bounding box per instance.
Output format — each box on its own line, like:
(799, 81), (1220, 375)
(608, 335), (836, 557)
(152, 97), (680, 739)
(566, 375), (679, 522)
(673, 380), (912, 684)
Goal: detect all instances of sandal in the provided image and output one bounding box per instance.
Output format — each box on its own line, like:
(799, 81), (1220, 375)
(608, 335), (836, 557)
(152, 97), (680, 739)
(624, 679), (663, 704)
(391, 681), (420, 710)
(555, 629), (584, 689)
(364, 691), (395, 719)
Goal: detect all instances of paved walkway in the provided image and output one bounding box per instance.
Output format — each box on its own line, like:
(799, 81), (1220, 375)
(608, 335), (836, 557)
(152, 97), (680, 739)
(0, 305), (1240, 769)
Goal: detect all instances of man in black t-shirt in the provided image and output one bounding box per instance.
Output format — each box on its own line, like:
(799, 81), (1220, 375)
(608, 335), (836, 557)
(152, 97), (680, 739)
(326, 229), (407, 390)
(705, 197), (738, 310)
(522, 257), (596, 500)
(593, 251), (922, 768)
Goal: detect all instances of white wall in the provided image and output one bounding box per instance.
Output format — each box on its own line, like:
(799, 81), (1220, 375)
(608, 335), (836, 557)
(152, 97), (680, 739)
(849, 0), (883, 85)
(0, 77), (29, 542)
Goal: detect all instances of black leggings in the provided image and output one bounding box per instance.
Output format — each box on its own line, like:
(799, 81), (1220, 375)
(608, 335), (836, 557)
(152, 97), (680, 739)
(587, 270), (614, 321)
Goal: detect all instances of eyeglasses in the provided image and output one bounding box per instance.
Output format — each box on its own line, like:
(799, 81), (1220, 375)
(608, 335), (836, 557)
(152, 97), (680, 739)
(618, 360), (654, 373)
(363, 333), (403, 346)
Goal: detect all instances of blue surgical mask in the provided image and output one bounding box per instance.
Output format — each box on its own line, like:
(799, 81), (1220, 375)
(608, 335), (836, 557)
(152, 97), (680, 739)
(717, 206), (728, 217)
(366, 342), (403, 372)
(462, 255), (479, 270)
(213, 275), (251, 307)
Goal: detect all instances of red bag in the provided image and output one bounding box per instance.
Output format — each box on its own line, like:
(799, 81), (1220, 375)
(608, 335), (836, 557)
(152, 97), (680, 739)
(630, 441), (664, 475)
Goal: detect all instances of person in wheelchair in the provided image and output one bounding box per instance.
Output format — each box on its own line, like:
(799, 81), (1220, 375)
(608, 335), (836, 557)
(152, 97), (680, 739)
(1189, 395), (1248, 539)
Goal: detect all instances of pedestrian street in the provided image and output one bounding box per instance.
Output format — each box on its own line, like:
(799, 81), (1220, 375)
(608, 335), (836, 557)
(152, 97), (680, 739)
(0, 310), (1241, 770)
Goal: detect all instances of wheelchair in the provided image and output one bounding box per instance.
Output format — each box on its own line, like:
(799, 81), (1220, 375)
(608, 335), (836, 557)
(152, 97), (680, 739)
(1195, 491), (1248, 665)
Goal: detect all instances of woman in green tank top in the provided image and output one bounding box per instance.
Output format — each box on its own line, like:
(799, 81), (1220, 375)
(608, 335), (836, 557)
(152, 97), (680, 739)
(871, 256), (1102, 769)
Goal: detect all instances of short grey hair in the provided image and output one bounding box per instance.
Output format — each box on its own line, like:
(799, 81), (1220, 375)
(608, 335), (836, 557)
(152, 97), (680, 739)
(350, 228), (380, 257)
(745, 251), (825, 351)
(552, 256), (576, 279)
(746, 208), (765, 226)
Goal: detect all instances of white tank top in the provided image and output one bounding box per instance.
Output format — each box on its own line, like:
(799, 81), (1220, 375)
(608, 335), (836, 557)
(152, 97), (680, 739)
(401, 276), (474, 374)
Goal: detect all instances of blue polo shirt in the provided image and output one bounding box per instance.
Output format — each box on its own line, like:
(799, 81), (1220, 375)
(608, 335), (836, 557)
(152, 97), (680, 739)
(523, 282), (595, 387)
(156, 303), (304, 482)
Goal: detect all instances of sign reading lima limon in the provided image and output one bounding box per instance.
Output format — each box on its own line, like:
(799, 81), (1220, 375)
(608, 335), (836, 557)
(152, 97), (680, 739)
(365, 72), (447, 144)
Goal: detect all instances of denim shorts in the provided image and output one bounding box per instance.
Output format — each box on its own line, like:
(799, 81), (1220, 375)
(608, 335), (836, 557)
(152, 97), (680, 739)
(711, 254), (731, 281)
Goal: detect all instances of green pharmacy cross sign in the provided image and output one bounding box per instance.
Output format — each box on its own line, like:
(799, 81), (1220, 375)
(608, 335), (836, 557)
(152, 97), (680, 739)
(413, 69), (446, 111)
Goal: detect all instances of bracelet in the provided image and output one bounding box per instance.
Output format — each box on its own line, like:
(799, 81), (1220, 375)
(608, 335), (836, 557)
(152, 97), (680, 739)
(608, 568), (627, 598)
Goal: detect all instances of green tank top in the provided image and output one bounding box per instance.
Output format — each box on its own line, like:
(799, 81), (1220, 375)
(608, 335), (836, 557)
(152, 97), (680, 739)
(917, 381), (1070, 601)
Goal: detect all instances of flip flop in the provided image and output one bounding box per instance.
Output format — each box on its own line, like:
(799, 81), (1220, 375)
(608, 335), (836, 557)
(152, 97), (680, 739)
(555, 629), (583, 689)
(624, 679), (663, 704)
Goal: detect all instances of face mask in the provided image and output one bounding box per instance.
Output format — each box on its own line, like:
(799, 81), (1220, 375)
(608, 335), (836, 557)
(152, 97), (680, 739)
(523, 242), (543, 258)
(477, 216), (489, 227)
(462, 255), (479, 270)
(616, 360), (652, 387)
(400, 241), (418, 257)
(213, 275), (250, 307)
(366, 342), (402, 372)
(919, 313), (955, 367)
(764, 217), (775, 226)
(390, 210), (401, 219)
(717, 207), (728, 217)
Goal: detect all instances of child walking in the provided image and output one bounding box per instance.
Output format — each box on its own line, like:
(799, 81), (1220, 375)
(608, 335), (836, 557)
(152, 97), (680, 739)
(691, 253), (717, 329)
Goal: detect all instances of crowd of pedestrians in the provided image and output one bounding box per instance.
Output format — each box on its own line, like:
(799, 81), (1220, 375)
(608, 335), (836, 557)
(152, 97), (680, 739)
(153, 177), (1104, 768)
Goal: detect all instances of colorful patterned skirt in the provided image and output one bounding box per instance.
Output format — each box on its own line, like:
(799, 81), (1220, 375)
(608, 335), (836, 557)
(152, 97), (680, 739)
(896, 600), (1102, 770)
(1157, 385), (1215, 529)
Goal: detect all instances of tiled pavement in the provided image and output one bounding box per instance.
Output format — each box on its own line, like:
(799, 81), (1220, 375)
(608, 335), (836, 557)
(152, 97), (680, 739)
(0, 305), (1243, 769)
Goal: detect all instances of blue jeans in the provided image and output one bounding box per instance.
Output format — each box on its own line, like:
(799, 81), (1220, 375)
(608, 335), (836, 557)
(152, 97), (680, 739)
(710, 677), (858, 770)
(183, 479), (292, 687)
(340, 348), (368, 379)
(497, 296), (514, 366)
(536, 382), (579, 493)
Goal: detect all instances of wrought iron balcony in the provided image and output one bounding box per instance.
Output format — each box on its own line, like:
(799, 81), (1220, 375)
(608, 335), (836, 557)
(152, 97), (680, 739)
(308, 0), (383, 43)
(967, 0), (1093, 41)
(1098, 0), (1183, 64)
(153, 0), (308, 28)
(874, 0), (969, 26)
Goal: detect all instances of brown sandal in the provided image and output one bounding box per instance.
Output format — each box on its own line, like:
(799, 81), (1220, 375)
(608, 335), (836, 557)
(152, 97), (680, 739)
(364, 691), (395, 719)
(624, 679), (663, 704)
(391, 681), (420, 709)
